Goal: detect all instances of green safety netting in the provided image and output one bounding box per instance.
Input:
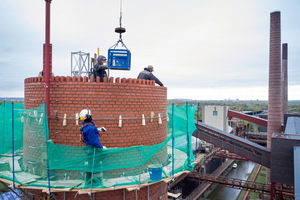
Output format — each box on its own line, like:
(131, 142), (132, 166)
(0, 102), (24, 154)
(0, 102), (197, 190)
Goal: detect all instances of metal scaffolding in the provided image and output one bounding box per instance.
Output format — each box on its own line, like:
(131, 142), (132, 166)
(71, 51), (90, 77)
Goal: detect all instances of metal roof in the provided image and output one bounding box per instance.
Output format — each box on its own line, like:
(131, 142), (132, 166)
(294, 146), (300, 200)
(285, 116), (300, 134)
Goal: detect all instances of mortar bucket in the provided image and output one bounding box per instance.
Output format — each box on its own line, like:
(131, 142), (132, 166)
(148, 164), (162, 181)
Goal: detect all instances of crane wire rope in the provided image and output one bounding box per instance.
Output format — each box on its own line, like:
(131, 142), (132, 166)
(110, 0), (128, 49)
(119, 0), (123, 29)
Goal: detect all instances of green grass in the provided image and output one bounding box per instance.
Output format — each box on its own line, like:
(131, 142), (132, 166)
(247, 166), (266, 200)
(236, 165), (265, 200)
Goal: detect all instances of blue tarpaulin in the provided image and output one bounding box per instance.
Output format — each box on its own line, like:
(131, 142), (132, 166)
(0, 189), (22, 200)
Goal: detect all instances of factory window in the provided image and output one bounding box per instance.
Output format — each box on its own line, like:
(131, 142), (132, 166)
(213, 107), (218, 116)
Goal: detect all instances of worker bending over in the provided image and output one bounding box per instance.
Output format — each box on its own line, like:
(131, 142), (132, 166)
(137, 65), (164, 86)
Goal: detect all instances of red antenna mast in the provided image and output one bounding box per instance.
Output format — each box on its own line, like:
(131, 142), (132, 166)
(43, 0), (52, 119)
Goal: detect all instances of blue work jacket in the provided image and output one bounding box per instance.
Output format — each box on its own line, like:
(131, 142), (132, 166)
(81, 122), (103, 148)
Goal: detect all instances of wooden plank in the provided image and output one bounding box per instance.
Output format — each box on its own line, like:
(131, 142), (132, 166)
(42, 188), (72, 193)
(168, 192), (181, 198)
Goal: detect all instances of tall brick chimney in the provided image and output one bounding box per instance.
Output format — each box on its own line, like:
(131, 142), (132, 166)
(282, 43), (288, 117)
(268, 11), (282, 149)
(267, 11), (282, 184)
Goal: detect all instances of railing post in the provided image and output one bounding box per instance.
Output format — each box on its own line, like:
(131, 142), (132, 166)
(186, 102), (191, 168)
(12, 102), (15, 189)
(171, 103), (175, 179)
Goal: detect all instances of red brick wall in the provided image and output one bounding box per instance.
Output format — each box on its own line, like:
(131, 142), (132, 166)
(24, 76), (168, 148)
(23, 76), (168, 199)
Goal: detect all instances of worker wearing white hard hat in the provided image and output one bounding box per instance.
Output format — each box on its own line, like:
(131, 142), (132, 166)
(79, 109), (107, 187)
(79, 109), (106, 148)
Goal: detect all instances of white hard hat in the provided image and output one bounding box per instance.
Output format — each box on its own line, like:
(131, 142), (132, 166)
(79, 109), (91, 120)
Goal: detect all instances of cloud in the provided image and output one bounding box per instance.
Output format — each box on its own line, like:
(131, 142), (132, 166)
(167, 85), (269, 101)
(0, 0), (300, 100)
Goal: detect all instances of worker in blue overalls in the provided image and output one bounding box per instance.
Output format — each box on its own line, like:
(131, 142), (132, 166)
(79, 109), (106, 187)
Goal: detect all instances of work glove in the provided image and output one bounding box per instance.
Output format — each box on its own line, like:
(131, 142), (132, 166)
(97, 127), (107, 132)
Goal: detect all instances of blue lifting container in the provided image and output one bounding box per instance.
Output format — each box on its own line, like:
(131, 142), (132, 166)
(107, 49), (131, 70)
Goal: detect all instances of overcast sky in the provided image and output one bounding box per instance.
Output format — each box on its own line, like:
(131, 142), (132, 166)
(1, 0), (299, 100)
